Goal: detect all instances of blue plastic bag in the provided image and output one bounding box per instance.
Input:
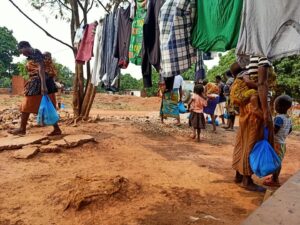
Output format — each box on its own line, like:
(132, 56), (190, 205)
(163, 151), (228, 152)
(250, 127), (281, 178)
(224, 112), (230, 119)
(37, 95), (59, 126)
(178, 101), (186, 114)
(207, 116), (219, 126)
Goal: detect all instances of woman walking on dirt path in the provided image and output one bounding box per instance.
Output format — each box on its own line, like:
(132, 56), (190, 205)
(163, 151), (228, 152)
(160, 75), (183, 126)
(8, 41), (62, 136)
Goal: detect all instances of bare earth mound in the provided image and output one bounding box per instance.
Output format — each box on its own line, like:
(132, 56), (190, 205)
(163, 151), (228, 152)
(0, 94), (299, 225)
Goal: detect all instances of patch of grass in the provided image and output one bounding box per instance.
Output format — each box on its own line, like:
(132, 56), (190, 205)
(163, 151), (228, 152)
(291, 116), (300, 131)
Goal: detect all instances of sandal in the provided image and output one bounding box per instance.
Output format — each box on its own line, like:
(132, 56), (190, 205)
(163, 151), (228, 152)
(225, 128), (234, 132)
(8, 128), (26, 136)
(190, 134), (196, 139)
(241, 183), (266, 192)
(47, 129), (62, 136)
(263, 179), (281, 187)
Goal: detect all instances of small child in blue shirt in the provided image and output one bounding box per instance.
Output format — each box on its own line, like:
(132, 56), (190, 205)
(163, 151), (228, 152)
(264, 95), (292, 187)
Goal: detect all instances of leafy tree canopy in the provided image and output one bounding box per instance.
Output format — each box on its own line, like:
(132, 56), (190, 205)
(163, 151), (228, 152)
(273, 55), (300, 101)
(182, 64), (196, 80)
(120, 73), (141, 91)
(207, 49), (236, 81)
(54, 61), (74, 88)
(0, 26), (19, 76)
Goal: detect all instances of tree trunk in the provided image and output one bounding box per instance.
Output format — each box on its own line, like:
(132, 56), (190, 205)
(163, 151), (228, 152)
(72, 63), (85, 117)
(69, 0), (85, 118)
(80, 82), (96, 119)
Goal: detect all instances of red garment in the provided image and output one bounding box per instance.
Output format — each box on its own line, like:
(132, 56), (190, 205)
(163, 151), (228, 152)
(76, 22), (97, 64)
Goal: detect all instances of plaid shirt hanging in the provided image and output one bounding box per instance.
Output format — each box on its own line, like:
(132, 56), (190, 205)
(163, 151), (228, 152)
(158, 0), (196, 78)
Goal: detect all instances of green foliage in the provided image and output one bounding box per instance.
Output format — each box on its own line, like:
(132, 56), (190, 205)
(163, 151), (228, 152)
(182, 64), (195, 80)
(181, 64), (208, 81)
(120, 70), (161, 97)
(0, 26), (19, 77)
(54, 61), (73, 88)
(120, 73), (141, 91)
(273, 55), (300, 100)
(207, 49), (236, 81)
(17, 61), (29, 79)
(0, 77), (12, 88)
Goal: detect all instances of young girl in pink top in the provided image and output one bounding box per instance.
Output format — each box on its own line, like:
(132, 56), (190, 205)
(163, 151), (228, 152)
(188, 84), (208, 142)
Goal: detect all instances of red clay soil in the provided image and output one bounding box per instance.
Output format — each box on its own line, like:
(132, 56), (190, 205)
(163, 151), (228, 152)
(0, 94), (299, 225)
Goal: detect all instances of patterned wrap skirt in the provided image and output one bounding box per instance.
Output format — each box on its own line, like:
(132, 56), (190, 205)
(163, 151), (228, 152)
(160, 88), (180, 119)
(21, 75), (57, 114)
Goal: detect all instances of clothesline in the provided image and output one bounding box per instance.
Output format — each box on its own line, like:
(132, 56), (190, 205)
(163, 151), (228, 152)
(74, 0), (300, 89)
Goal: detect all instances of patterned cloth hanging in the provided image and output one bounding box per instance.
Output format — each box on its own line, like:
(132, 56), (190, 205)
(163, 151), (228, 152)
(158, 0), (196, 78)
(129, 0), (147, 65)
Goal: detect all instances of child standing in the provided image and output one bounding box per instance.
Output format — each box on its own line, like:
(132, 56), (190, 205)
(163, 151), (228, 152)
(263, 95), (293, 187)
(188, 84), (207, 142)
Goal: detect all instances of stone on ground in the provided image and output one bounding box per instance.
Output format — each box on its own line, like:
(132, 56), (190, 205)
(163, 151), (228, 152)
(63, 135), (95, 148)
(51, 139), (68, 148)
(13, 146), (39, 159)
(41, 139), (51, 145)
(0, 135), (47, 151)
(39, 145), (61, 153)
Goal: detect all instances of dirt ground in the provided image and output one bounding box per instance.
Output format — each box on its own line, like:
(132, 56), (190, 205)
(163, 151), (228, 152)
(0, 94), (299, 225)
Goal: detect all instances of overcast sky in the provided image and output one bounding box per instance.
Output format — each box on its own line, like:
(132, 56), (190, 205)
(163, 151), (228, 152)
(1, 0), (219, 79)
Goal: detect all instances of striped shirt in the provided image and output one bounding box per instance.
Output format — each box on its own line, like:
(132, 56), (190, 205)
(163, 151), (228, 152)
(246, 56), (271, 80)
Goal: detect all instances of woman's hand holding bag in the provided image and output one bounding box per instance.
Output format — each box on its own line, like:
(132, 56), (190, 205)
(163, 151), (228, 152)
(37, 95), (59, 126)
(250, 127), (281, 178)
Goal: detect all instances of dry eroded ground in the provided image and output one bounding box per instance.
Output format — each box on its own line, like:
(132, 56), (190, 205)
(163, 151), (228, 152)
(0, 94), (299, 225)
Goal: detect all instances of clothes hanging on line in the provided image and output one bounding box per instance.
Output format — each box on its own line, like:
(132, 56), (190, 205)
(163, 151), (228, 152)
(194, 50), (205, 82)
(130, 0), (137, 19)
(76, 22), (98, 64)
(129, 0), (147, 65)
(191, 0), (243, 52)
(99, 16), (108, 81)
(114, 4), (132, 69)
(100, 11), (120, 88)
(236, 0), (300, 66)
(73, 24), (85, 49)
(141, 0), (164, 88)
(159, 0), (196, 78)
(91, 20), (104, 87)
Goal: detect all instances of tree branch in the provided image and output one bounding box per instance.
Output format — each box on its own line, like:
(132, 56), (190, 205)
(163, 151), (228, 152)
(76, 0), (85, 11)
(8, 0), (74, 51)
(57, 0), (73, 11)
(96, 0), (109, 13)
(84, 0), (89, 11)
(86, 0), (94, 14)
